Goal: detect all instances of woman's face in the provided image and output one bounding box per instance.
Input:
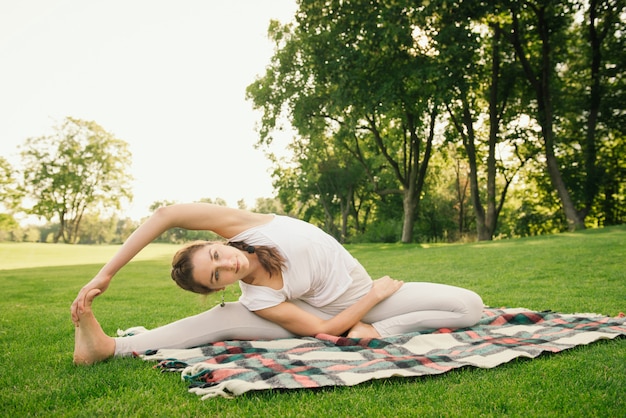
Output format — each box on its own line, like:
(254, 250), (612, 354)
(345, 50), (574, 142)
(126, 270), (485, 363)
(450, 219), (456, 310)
(190, 243), (250, 290)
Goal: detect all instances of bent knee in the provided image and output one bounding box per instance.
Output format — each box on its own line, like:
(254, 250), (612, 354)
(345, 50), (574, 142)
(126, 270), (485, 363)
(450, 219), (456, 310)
(461, 290), (484, 327)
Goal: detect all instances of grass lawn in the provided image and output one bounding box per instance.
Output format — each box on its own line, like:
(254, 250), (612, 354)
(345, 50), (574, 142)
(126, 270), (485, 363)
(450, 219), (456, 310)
(0, 226), (624, 417)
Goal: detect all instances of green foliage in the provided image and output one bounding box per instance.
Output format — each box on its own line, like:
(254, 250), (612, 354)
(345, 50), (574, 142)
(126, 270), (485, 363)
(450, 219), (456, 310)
(147, 198), (227, 243)
(0, 214), (20, 242)
(248, 0), (443, 243)
(504, 0), (626, 230)
(1, 226), (624, 416)
(19, 117), (133, 244)
(1, 1), (624, 245)
(0, 212), (40, 243)
(0, 157), (22, 211)
(0, 213), (18, 231)
(1, 197), (286, 245)
(253, 197), (285, 214)
(246, 0), (625, 242)
(353, 218), (402, 244)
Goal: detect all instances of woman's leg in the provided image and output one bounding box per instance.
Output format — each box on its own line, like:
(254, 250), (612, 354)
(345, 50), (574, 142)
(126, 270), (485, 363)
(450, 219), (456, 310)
(75, 301), (327, 364)
(118, 283), (482, 351)
(113, 302), (307, 357)
(75, 293), (334, 364)
(314, 264), (482, 338)
(362, 282), (484, 337)
(75, 281), (482, 364)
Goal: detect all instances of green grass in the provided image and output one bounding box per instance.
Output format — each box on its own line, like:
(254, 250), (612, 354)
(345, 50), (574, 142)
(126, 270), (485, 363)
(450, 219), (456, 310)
(1, 226), (624, 417)
(0, 242), (178, 270)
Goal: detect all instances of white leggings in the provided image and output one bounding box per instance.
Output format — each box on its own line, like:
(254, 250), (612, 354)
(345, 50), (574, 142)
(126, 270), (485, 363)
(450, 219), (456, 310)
(114, 275), (483, 357)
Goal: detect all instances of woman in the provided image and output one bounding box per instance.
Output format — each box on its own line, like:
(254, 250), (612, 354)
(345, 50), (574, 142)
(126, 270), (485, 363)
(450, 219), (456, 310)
(72, 203), (483, 365)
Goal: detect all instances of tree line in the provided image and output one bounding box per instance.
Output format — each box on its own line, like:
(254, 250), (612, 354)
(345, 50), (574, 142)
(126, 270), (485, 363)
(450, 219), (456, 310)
(0, 120), (284, 244)
(1, 0), (624, 244)
(246, 0), (625, 243)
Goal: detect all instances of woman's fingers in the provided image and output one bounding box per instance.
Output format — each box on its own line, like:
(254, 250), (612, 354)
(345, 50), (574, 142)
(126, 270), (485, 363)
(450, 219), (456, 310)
(372, 276), (404, 300)
(71, 287), (103, 325)
(71, 290), (87, 325)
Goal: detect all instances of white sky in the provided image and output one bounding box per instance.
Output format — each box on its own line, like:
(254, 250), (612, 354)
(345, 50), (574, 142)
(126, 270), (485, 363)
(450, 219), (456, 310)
(0, 0), (297, 221)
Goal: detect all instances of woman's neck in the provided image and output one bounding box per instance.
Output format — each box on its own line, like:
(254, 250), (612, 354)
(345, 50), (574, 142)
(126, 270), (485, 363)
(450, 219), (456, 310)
(242, 255), (283, 290)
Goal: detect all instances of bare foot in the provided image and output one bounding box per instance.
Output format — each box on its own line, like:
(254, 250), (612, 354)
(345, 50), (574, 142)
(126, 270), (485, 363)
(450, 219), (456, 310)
(73, 289), (116, 365)
(347, 321), (381, 339)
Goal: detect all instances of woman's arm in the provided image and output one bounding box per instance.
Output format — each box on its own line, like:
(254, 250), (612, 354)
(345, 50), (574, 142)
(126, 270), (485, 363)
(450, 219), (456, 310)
(253, 276), (403, 336)
(71, 203), (271, 324)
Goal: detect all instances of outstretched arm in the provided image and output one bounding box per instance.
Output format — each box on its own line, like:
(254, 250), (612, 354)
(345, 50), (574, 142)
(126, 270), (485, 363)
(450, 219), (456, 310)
(71, 203), (271, 325)
(253, 276), (403, 337)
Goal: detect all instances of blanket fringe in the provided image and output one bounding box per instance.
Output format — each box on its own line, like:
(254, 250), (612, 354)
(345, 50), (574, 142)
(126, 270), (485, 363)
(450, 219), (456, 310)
(116, 326), (149, 337)
(189, 382), (235, 399)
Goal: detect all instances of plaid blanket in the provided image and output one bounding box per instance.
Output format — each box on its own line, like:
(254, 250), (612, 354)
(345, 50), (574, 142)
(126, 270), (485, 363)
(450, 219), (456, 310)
(140, 308), (626, 399)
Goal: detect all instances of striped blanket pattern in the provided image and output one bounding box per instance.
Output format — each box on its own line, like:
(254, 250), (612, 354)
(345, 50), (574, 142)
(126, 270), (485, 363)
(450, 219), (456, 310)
(141, 308), (626, 399)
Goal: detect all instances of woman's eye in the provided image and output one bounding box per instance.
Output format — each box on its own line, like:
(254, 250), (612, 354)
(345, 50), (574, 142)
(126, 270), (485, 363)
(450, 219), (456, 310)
(212, 250), (220, 281)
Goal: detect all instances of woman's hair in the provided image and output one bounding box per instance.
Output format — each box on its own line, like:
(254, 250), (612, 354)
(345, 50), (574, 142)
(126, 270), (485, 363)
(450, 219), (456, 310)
(170, 240), (286, 295)
(171, 241), (212, 294)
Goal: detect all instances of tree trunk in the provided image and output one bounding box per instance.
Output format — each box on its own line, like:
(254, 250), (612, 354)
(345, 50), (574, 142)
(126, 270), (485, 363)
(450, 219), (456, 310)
(510, 4), (585, 231)
(401, 188), (417, 243)
(582, 0), (602, 217)
(447, 100), (492, 241)
(454, 159), (469, 236)
(485, 22), (502, 239)
(54, 210), (66, 243)
(464, 104), (493, 241)
(339, 189), (353, 244)
(446, 21), (505, 242)
(367, 108), (435, 244)
(401, 109), (436, 243)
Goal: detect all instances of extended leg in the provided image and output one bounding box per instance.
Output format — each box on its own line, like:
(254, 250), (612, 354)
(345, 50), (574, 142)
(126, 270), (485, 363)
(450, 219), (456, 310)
(113, 300), (331, 357)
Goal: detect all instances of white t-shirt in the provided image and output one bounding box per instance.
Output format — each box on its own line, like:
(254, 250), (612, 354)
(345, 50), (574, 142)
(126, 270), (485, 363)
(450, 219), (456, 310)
(231, 215), (358, 311)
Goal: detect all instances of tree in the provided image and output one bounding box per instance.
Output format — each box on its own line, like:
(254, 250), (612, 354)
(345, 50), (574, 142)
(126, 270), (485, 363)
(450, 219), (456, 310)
(0, 213), (20, 241)
(248, 0), (441, 243)
(20, 117), (133, 244)
(416, 147), (471, 242)
(559, 0), (626, 226)
(506, 0), (626, 230)
(0, 156), (22, 212)
(253, 197), (285, 214)
(246, 0), (623, 241)
(271, 133), (368, 242)
(76, 213), (118, 244)
(148, 198), (223, 243)
(420, 0), (536, 241)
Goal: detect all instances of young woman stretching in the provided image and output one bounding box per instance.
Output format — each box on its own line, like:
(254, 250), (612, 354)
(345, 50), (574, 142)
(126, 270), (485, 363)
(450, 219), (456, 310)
(72, 203), (483, 365)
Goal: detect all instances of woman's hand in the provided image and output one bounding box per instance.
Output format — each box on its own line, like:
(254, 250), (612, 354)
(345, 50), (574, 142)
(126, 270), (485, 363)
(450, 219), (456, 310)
(254, 276), (404, 337)
(370, 275), (404, 302)
(71, 276), (110, 326)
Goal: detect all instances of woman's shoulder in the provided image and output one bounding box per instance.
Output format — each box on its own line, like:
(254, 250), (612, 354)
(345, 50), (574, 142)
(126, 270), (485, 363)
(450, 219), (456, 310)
(239, 280), (286, 311)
